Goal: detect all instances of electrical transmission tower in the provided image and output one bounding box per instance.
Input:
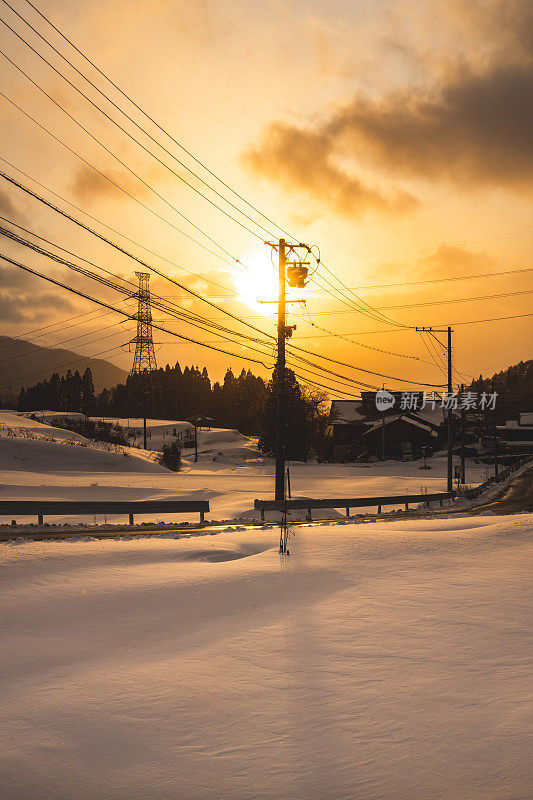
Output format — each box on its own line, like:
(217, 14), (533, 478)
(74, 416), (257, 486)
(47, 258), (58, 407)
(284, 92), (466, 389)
(128, 272), (160, 426)
(130, 271), (158, 374)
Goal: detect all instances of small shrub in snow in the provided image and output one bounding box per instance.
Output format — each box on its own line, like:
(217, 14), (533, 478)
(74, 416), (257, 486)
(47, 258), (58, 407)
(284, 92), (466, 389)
(159, 440), (182, 471)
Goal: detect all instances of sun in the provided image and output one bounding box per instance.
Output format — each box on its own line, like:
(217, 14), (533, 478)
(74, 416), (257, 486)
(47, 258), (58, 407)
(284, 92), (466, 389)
(232, 247), (279, 316)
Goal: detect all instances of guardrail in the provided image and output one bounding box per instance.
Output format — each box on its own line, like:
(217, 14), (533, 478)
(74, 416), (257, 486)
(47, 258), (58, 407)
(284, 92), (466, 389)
(461, 455), (533, 501)
(254, 492), (456, 521)
(0, 499), (210, 526)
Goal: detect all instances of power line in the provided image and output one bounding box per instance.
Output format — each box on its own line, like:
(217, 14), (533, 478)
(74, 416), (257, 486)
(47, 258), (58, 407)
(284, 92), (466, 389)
(0, 8), (404, 330)
(289, 314), (433, 363)
(0, 42), (249, 268)
(0, 222), (278, 362)
(319, 266), (533, 292)
(0, 170), (277, 343)
(287, 343), (447, 388)
(0, 155), (248, 297)
(0, 89), (242, 272)
(1, 0), (283, 242)
(20, 0), (293, 240)
(0, 251), (276, 369)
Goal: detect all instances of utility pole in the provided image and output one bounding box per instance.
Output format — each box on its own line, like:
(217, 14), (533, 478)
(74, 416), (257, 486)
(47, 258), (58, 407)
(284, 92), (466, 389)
(492, 380), (499, 477)
(265, 239), (312, 503)
(447, 326), (453, 493)
(460, 383), (466, 485)
(275, 239), (287, 502)
(416, 325), (454, 492)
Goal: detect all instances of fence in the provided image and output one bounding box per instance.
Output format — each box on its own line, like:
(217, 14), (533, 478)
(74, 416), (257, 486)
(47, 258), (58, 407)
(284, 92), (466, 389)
(461, 455), (533, 501)
(0, 499), (210, 526)
(254, 491), (456, 521)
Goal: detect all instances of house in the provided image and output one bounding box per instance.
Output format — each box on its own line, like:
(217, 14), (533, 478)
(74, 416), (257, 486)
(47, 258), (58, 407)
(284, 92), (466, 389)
(358, 414), (439, 461)
(328, 395), (442, 461)
(496, 412), (533, 451)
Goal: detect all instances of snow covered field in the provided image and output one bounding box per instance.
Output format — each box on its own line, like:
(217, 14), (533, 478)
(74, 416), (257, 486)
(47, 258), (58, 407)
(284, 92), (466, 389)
(1, 514), (531, 799)
(0, 410), (493, 525)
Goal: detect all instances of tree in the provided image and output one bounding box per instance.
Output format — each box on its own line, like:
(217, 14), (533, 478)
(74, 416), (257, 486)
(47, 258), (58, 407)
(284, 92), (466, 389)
(81, 368), (96, 415)
(159, 439), (182, 471)
(258, 368), (316, 461)
(17, 387), (26, 411)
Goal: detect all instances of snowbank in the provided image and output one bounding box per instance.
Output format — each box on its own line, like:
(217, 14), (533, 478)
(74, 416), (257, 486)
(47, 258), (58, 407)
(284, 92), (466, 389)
(0, 436), (169, 474)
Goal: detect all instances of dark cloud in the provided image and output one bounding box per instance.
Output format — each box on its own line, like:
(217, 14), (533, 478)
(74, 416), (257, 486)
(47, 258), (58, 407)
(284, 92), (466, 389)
(327, 63), (533, 187)
(244, 0), (533, 213)
(0, 289), (76, 325)
(243, 123), (418, 218)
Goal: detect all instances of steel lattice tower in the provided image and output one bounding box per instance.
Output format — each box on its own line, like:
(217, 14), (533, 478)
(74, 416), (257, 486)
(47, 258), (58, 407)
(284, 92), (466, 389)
(130, 272), (158, 374)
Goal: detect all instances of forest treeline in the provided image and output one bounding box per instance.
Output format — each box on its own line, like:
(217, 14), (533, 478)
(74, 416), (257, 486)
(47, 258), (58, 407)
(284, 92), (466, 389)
(9, 362), (329, 460)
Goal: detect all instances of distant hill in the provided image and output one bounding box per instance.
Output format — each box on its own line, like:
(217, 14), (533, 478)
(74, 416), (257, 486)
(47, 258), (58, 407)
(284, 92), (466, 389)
(0, 336), (128, 402)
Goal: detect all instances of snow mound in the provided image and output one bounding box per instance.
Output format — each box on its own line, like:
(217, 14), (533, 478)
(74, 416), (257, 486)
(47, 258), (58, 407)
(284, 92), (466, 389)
(0, 436), (169, 474)
(0, 410), (87, 442)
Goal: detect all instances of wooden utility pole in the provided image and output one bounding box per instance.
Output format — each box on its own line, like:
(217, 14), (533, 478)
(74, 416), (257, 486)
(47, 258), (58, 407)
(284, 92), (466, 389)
(460, 383), (466, 484)
(492, 380), (499, 477)
(447, 326), (453, 493)
(275, 239), (287, 502)
(265, 238), (312, 504)
(416, 326), (454, 492)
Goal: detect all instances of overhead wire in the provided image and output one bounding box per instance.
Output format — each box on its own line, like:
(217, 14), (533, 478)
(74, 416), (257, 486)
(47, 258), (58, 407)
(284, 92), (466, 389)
(0, 40), (251, 268)
(1, 0), (282, 241)
(19, 0), (293, 241)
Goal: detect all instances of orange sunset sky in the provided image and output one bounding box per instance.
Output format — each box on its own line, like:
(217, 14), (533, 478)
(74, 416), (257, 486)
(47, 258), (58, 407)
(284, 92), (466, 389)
(0, 0), (531, 393)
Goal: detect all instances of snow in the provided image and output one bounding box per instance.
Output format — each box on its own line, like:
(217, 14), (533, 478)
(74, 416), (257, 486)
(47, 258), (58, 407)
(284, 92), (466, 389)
(362, 413), (438, 436)
(0, 409), (495, 525)
(1, 514), (532, 799)
(329, 399), (365, 422)
(0, 410), (87, 442)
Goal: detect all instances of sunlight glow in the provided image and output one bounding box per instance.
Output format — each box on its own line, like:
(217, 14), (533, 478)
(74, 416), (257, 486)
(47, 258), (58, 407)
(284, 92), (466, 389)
(232, 248), (279, 316)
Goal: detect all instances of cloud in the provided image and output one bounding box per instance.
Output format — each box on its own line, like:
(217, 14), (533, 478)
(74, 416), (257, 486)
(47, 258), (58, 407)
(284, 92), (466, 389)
(326, 62), (533, 187)
(0, 289), (76, 325)
(69, 164), (149, 204)
(243, 0), (533, 213)
(0, 189), (26, 222)
(243, 123), (418, 218)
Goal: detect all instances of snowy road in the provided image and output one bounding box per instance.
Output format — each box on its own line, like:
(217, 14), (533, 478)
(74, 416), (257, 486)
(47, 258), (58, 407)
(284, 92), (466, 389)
(1, 514), (532, 799)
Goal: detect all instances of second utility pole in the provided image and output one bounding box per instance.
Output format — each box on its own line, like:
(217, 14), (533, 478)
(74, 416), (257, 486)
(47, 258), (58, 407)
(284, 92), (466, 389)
(447, 326), (453, 493)
(275, 239), (287, 502)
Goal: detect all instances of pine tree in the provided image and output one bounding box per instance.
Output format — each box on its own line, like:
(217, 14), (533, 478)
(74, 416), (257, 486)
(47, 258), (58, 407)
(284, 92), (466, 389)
(81, 368), (96, 416)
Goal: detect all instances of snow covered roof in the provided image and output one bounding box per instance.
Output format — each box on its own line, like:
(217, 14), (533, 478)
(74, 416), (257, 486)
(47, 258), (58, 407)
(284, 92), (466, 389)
(502, 420), (533, 430)
(362, 414), (438, 437)
(330, 400), (364, 423)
